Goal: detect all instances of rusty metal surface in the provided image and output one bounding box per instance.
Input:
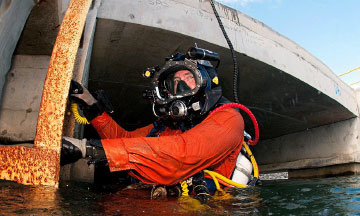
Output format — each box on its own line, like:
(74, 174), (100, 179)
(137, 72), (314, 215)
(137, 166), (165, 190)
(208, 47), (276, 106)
(35, 0), (92, 149)
(0, 0), (91, 187)
(0, 146), (59, 186)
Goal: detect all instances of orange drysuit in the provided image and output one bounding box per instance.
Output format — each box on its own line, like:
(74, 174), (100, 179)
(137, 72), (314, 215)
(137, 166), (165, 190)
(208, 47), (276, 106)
(90, 107), (244, 185)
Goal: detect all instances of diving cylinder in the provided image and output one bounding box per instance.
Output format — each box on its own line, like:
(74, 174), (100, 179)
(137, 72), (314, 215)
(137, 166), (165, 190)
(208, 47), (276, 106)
(231, 153), (253, 185)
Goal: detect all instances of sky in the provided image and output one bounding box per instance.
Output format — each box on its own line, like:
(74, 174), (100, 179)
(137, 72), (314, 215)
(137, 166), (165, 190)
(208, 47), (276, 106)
(217, 0), (360, 87)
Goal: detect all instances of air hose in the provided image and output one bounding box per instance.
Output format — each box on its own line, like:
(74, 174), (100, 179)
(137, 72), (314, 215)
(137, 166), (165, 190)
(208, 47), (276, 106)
(203, 141), (259, 190)
(71, 102), (90, 124)
(209, 1), (259, 147)
(243, 141), (259, 179)
(205, 170), (247, 190)
(210, 0), (240, 103)
(209, 103), (259, 146)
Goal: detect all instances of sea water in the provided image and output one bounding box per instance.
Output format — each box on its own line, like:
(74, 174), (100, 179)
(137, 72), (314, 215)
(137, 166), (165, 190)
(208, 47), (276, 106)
(1, 175), (360, 215)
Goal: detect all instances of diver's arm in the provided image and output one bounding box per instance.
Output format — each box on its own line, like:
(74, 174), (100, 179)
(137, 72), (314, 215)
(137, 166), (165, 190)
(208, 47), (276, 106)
(69, 81), (153, 139)
(91, 112), (153, 139)
(101, 107), (244, 185)
(209, 140), (243, 178)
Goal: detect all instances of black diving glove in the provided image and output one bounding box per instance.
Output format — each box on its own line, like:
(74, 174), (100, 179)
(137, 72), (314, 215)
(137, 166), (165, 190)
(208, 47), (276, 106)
(60, 137), (87, 166)
(61, 137), (107, 166)
(70, 80), (97, 107)
(69, 80), (114, 121)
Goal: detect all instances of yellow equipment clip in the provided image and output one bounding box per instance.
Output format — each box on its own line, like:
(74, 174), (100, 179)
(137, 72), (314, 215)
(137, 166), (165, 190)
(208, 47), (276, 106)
(144, 70), (151, 78)
(212, 76), (219, 85)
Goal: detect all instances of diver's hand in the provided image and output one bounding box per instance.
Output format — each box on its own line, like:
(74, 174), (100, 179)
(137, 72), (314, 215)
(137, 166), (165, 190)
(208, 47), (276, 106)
(69, 80), (97, 106)
(69, 80), (113, 121)
(60, 137), (87, 166)
(72, 86), (97, 106)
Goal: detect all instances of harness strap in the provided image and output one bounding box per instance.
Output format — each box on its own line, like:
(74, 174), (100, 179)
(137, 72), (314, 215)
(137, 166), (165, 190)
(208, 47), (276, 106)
(147, 121), (166, 137)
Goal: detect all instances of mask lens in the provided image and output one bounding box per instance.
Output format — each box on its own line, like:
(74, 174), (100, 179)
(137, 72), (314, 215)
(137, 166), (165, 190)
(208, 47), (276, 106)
(165, 69), (196, 96)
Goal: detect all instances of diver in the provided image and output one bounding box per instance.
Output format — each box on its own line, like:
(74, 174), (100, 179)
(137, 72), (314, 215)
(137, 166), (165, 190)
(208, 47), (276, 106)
(61, 46), (245, 202)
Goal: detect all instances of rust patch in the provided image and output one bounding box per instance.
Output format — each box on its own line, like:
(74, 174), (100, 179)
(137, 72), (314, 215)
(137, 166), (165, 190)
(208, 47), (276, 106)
(0, 146), (60, 186)
(0, 0), (91, 187)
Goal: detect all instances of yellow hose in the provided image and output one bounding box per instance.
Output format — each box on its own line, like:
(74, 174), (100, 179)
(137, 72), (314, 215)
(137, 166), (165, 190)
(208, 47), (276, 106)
(242, 141), (259, 178)
(204, 170), (247, 189)
(178, 142), (259, 199)
(204, 170), (223, 191)
(203, 141), (259, 190)
(180, 181), (189, 196)
(71, 103), (90, 124)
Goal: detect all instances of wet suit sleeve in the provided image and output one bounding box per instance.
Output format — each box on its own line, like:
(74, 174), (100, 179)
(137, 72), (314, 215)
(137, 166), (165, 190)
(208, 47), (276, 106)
(90, 112), (153, 139)
(101, 107), (244, 185)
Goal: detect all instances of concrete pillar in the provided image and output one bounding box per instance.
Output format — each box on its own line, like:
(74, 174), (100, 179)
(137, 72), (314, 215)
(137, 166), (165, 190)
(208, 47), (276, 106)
(254, 117), (360, 171)
(0, 55), (49, 141)
(0, 0), (35, 104)
(254, 88), (360, 177)
(0, 0), (100, 184)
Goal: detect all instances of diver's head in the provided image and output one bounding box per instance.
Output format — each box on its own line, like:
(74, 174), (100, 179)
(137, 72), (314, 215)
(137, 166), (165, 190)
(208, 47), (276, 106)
(143, 46), (222, 122)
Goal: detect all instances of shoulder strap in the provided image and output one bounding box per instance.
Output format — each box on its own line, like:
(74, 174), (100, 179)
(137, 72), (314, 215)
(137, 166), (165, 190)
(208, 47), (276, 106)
(147, 121), (166, 137)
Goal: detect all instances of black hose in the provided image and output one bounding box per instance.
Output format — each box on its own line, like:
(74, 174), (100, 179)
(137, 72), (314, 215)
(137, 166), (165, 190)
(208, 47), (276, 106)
(209, 0), (240, 103)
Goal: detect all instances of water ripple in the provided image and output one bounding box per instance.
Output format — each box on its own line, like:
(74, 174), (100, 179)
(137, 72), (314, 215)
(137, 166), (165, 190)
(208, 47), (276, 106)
(2, 176), (360, 215)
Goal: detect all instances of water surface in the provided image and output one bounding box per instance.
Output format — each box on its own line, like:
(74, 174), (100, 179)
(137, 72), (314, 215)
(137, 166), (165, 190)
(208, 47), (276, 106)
(1, 175), (360, 215)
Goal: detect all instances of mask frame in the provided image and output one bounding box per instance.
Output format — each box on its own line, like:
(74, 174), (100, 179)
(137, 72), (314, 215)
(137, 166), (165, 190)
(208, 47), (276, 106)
(143, 47), (222, 121)
(152, 58), (206, 105)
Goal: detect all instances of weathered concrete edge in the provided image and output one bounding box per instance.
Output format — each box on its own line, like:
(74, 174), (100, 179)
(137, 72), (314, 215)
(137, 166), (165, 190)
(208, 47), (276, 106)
(73, 0), (101, 84)
(288, 163), (360, 178)
(259, 154), (360, 172)
(0, 0), (35, 103)
(255, 115), (360, 172)
(11, 54), (51, 69)
(96, 0), (357, 116)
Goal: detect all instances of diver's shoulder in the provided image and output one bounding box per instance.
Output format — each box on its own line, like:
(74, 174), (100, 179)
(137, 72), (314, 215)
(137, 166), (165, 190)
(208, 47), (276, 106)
(207, 106), (243, 123)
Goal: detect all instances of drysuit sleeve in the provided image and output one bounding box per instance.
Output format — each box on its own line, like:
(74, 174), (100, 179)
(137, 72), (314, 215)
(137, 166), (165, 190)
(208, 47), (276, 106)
(101, 107), (244, 185)
(90, 112), (153, 139)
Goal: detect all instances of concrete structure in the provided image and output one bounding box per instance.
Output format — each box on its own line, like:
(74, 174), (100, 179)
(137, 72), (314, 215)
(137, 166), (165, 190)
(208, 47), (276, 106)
(0, 0), (35, 105)
(90, 0), (357, 138)
(0, 0), (359, 181)
(60, 159), (95, 183)
(0, 55), (49, 141)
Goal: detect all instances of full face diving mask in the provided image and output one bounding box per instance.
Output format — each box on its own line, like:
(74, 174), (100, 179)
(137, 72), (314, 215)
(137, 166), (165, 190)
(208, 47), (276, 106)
(143, 47), (221, 120)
